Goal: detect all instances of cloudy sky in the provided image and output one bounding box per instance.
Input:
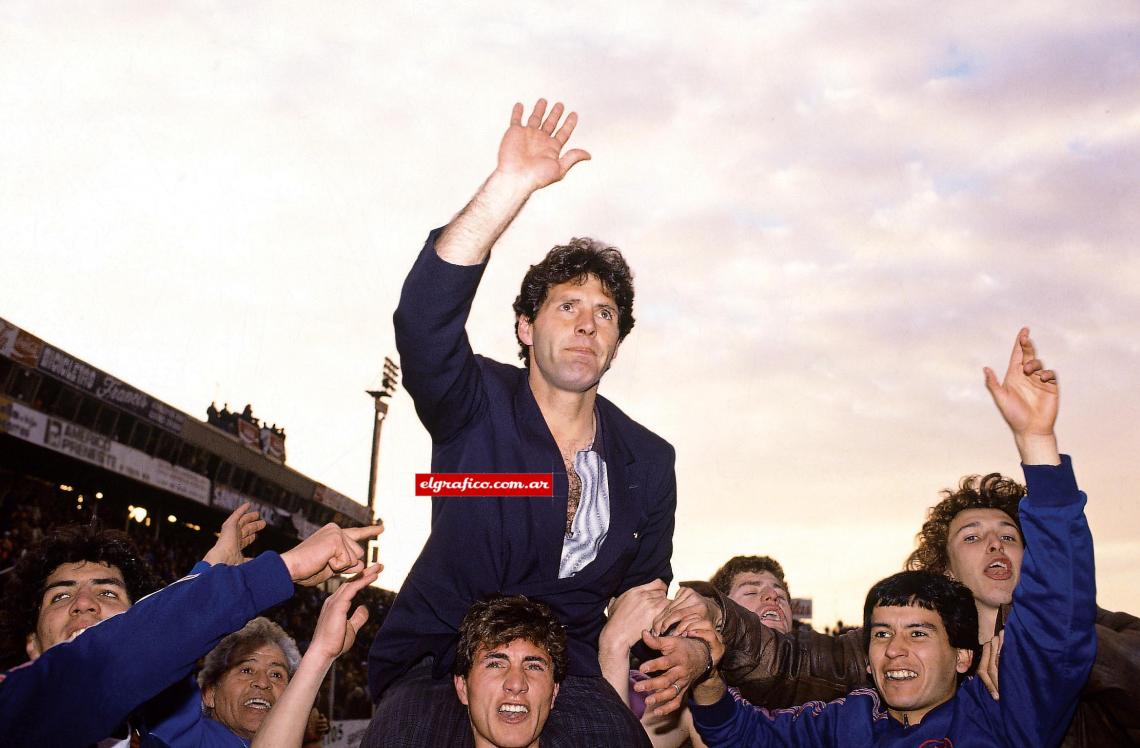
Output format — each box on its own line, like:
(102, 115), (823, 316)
(4, 1), (1138, 627)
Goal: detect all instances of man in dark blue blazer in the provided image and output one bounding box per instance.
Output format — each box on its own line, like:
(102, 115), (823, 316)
(363, 99), (679, 747)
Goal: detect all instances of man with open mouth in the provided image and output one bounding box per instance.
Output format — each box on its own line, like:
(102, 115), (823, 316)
(712, 556), (794, 636)
(453, 595), (566, 748)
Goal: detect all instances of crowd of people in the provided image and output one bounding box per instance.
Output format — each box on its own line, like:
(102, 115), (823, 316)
(2, 97), (1138, 748)
(0, 477), (390, 721)
(206, 403), (286, 441)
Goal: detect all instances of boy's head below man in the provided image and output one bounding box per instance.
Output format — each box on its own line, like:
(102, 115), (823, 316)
(453, 595), (567, 748)
(862, 570), (981, 726)
(1, 523), (161, 660)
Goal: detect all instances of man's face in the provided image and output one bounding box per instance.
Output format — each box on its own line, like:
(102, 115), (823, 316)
(868, 604), (971, 725)
(203, 642), (290, 740)
(28, 560), (131, 658)
(454, 638), (560, 748)
(728, 571), (793, 634)
(517, 275), (621, 396)
(946, 508), (1023, 612)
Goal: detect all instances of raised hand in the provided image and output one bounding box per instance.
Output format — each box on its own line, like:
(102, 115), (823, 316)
(651, 586), (721, 638)
(983, 327), (1060, 465)
(601, 579), (670, 651)
(203, 502), (266, 566)
(495, 99), (591, 193)
(435, 97), (591, 266)
(310, 564), (381, 660)
(252, 563), (382, 748)
(280, 522), (385, 587)
(598, 579), (669, 705)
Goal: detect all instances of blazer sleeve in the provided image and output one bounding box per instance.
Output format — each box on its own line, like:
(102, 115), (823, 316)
(393, 227), (491, 443)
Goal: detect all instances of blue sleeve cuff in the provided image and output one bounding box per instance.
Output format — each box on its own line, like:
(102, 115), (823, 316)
(690, 688), (738, 730)
(420, 225), (490, 271)
(396, 227), (489, 328)
(1022, 454), (1080, 507)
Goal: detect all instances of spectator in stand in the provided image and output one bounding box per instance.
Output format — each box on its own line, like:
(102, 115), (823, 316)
(0, 504), (382, 747)
(301, 708), (330, 748)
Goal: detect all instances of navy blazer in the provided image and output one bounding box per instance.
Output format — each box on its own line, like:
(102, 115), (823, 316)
(367, 229), (676, 699)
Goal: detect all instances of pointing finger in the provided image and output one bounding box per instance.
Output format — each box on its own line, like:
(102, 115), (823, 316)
(344, 524), (385, 542)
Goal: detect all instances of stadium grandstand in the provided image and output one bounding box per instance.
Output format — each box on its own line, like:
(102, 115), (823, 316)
(0, 316), (391, 721)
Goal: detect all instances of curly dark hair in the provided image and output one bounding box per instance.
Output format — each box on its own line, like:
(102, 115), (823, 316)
(454, 595), (567, 683)
(710, 555), (789, 597)
(0, 523), (162, 649)
(862, 570), (980, 679)
(511, 238), (635, 366)
(905, 473), (1025, 576)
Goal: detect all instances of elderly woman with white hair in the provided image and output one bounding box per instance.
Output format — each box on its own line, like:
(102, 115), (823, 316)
(144, 616), (300, 746)
(199, 617), (302, 742)
(146, 580), (380, 748)
(145, 504), (381, 748)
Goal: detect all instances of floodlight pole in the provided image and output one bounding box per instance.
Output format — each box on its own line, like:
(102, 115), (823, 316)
(365, 392), (389, 522)
(366, 356), (400, 522)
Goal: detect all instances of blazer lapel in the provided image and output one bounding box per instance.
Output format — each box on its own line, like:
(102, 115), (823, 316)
(585, 399), (641, 578)
(513, 373), (569, 574)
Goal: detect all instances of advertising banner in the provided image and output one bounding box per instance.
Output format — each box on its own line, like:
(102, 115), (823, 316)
(313, 484), (370, 525)
(212, 484), (285, 526)
(0, 395), (47, 442)
(236, 418), (260, 449)
(2, 399), (208, 505)
(261, 428), (286, 463)
(0, 318), (45, 367)
(322, 720), (371, 748)
(36, 343), (187, 434)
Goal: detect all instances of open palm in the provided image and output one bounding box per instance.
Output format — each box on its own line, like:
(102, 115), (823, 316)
(496, 99), (591, 190)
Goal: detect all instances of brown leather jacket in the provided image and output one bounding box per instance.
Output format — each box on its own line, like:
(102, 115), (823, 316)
(688, 580), (1140, 748)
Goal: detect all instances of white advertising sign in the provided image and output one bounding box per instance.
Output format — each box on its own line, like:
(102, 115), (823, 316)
(2, 400), (209, 505)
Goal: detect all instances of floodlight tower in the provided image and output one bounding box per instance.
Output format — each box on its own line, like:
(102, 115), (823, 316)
(366, 356), (400, 521)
